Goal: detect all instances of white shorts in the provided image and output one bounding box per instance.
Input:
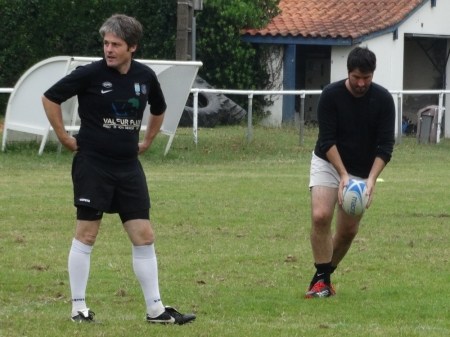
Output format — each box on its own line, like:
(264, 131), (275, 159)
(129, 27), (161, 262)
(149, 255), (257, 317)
(309, 152), (365, 189)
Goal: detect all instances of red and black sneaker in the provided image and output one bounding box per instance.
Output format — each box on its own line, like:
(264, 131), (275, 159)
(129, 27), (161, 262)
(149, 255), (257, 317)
(305, 280), (336, 298)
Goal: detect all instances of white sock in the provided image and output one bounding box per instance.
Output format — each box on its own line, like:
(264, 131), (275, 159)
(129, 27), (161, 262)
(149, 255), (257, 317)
(132, 244), (165, 317)
(68, 238), (92, 316)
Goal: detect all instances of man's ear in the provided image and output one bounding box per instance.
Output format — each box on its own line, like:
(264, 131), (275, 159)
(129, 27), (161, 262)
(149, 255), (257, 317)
(129, 44), (137, 53)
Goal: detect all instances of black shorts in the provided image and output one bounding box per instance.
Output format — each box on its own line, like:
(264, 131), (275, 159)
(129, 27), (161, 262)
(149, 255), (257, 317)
(71, 152), (150, 213)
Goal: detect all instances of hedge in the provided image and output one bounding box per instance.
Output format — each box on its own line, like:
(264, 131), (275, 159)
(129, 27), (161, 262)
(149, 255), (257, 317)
(0, 0), (278, 119)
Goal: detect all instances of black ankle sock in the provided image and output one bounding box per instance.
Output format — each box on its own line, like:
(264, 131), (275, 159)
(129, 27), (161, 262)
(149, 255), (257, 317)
(310, 262), (332, 287)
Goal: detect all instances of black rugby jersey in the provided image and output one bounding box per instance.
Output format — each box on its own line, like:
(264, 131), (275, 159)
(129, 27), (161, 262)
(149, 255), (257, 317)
(44, 59), (167, 166)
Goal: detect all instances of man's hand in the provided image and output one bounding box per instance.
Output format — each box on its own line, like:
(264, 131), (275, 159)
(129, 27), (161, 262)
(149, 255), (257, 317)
(42, 96), (78, 152)
(326, 145), (349, 205)
(365, 178), (375, 209)
(365, 157), (387, 209)
(338, 174), (349, 205)
(138, 141), (150, 155)
(61, 136), (78, 152)
(138, 112), (165, 155)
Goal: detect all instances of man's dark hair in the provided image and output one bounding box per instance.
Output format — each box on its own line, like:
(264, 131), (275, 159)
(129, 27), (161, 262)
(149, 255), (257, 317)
(347, 46), (376, 73)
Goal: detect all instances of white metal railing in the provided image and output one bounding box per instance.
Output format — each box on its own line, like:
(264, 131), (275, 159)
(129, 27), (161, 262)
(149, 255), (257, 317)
(190, 88), (449, 146)
(1, 88), (448, 146)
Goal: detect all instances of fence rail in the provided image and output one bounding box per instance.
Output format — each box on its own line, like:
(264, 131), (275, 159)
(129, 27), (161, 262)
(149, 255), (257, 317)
(1, 88), (448, 147)
(190, 88), (449, 146)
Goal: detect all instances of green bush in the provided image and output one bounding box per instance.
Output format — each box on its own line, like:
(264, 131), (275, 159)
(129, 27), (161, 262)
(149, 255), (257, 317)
(0, 0), (177, 115)
(196, 0), (279, 120)
(0, 0), (279, 120)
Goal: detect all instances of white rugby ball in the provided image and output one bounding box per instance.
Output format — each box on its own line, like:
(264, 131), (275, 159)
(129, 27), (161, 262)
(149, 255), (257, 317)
(342, 179), (369, 216)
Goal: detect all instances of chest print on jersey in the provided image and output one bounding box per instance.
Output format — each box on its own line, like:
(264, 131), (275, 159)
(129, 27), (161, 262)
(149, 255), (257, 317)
(111, 98), (140, 118)
(104, 97), (142, 130)
(134, 83), (140, 96)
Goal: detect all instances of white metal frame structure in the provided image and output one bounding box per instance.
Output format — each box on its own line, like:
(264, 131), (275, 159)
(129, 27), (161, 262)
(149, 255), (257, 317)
(2, 56), (202, 155)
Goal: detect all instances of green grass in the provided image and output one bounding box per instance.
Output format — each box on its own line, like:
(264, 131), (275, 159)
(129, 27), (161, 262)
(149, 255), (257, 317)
(1, 125), (450, 336)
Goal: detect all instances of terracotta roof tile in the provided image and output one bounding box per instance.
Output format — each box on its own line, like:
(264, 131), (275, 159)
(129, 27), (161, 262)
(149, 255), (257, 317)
(243, 0), (425, 39)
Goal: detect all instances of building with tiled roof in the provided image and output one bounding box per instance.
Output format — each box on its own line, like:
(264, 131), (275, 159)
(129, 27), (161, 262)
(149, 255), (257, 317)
(241, 0), (450, 134)
(243, 0), (425, 44)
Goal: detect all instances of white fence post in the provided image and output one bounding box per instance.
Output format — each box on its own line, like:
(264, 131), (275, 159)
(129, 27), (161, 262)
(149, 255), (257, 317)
(247, 93), (253, 142)
(193, 89), (199, 147)
(299, 92), (306, 146)
(397, 93), (403, 145)
(437, 92), (444, 144)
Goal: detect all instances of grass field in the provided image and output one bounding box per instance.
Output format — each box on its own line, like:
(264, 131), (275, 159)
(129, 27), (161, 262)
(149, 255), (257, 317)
(1, 125), (450, 337)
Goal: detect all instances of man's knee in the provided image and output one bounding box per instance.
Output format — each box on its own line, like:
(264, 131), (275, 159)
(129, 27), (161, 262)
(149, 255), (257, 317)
(75, 206), (102, 245)
(336, 221), (360, 243)
(343, 224), (359, 240)
(312, 209), (333, 229)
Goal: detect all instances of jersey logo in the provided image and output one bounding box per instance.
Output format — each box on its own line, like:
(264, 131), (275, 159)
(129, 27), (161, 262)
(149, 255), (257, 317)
(134, 83), (140, 96)
(101, 89), (113, 94)
(102, 82), (113, 88)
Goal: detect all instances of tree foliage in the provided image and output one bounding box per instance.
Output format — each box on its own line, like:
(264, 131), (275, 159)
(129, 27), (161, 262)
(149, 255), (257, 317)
(0, 0), (280, 119)
(0, 0), (177, 114)
(197, 0), (280, 86)
(0, 0), (176, 80)
(196, 0), (280, 116)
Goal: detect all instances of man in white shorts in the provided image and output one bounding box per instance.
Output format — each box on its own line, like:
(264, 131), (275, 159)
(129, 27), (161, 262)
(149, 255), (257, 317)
(305, 46), (395, 298)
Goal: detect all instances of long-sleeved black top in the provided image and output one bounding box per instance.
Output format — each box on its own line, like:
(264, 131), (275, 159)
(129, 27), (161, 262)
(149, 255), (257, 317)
(314, 79), (395, 178)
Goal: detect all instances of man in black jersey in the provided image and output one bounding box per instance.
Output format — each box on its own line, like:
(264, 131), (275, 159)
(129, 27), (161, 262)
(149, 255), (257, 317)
(42, 14), (196, 324)
(305, 46), (395, 298)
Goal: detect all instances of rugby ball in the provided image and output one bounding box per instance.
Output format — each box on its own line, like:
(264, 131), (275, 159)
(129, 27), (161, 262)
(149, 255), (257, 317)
(342, 179), (368, 216)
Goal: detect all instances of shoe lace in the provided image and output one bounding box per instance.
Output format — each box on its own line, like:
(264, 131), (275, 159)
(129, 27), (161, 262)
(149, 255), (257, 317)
(165, 307), (183, 321)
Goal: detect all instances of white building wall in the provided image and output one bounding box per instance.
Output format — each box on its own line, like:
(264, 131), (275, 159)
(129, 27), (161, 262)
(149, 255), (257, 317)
(330, 35), (401, 90)
(446, 41), (450, 138)
(261, 45), (284, 127)
(329, 46), (348, 82)
(400, 3), (450, 36)
(261, 94), (283, 127)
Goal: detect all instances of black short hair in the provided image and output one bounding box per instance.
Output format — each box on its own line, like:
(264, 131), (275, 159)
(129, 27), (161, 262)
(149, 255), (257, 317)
(347, 46), (376, 73)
